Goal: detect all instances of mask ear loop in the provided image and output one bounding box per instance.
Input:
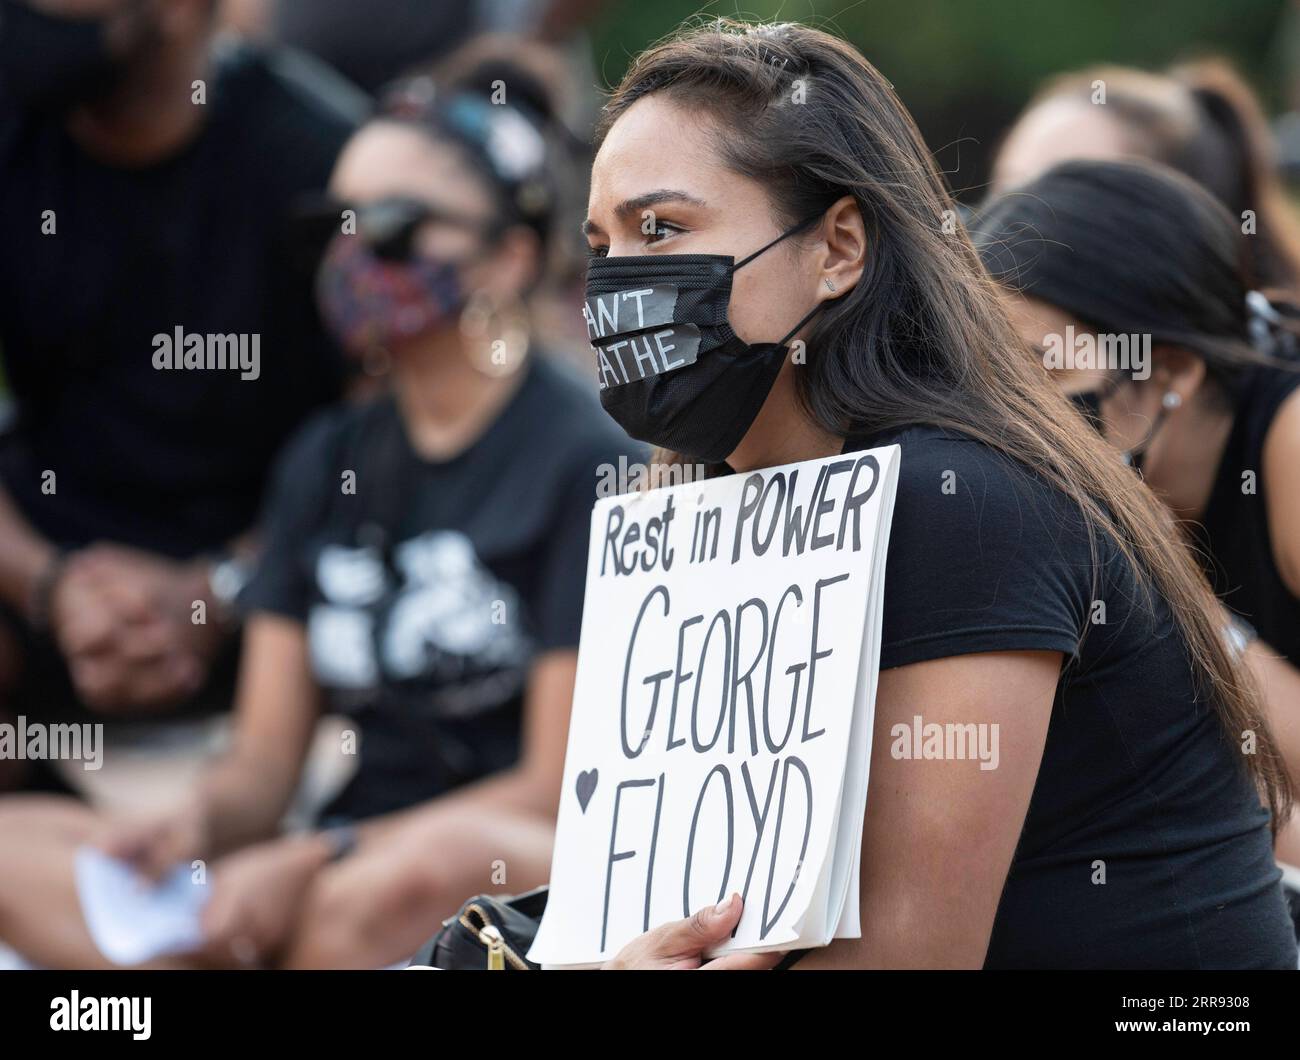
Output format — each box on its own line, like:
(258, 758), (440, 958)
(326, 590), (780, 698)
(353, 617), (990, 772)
(1124, 390), (1182, 471)
(734, 214), (823, 270)
(731, 214), (828, 349)
(778, 300), (827, 347)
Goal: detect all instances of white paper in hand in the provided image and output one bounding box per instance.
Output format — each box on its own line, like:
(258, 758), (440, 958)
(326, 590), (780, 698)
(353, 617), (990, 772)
(529, 446), (900, 967)
(75, 846), (210, 965)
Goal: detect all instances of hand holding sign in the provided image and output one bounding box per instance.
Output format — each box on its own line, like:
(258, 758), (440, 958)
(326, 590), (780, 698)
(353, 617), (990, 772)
(529, 447), (900, 967)
(602, 893), (783, 970)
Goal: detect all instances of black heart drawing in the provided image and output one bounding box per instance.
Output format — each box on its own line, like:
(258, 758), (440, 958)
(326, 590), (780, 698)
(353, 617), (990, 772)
(576, 769), (598, 813)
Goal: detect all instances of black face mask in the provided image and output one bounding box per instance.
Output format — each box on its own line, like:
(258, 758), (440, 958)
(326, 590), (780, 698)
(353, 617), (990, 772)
(584, 218), (823, 462)
(0, 0), (131, 112)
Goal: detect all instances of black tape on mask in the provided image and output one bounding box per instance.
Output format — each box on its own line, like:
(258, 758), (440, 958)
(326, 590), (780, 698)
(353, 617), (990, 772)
(584, 282), (702, 389)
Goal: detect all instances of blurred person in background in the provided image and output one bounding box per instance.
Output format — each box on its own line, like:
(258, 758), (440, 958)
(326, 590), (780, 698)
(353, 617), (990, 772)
(0, 63), (642, 969)
(991, 60), (1300, 294)
(973, 159), (1300, 879)
(222, 3), (608, 366)
(419, 33), (600, 372)
(0, 0), (364, 787)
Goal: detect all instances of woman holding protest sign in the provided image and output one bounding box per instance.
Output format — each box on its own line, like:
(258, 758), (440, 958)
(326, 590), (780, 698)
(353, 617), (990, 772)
(582, 19), (1296, 968)
(971, 158), (1300, 873)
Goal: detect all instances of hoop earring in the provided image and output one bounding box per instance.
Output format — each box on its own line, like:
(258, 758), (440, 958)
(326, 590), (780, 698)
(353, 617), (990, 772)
(360, 344), (391, 378)
(459, 292), (531, 377)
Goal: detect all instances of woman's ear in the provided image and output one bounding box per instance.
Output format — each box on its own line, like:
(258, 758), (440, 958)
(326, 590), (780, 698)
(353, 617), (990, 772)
(1151, 344), (1207, 405)
(816, 195), (867, 302)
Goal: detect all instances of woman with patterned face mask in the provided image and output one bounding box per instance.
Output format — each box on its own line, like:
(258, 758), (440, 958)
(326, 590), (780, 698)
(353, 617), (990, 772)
(0, 61), (642, 970)
(578, 20), (1294, 971)
(972, 159), (1300, 874)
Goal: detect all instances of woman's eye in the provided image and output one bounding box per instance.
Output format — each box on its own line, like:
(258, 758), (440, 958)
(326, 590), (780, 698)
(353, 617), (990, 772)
(645, 222), (681, 244)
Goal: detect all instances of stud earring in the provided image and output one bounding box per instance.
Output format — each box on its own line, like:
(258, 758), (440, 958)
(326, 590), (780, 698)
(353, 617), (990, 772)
(1162, 391), (1182, 410)
(824, 278), (836, 292)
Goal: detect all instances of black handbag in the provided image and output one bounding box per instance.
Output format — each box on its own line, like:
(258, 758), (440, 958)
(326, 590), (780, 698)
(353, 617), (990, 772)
(406, 884), (811, 969)
(408, 886), (550, 970)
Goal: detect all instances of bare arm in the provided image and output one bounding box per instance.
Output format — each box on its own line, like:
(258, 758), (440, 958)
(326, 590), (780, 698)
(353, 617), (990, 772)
(1263, 387), (1300, 599)
(1245, 638), (1300, 865)
(196, 614), (322, 855)
(794, 649), (1059, 969)
(0, 481), (57, 616)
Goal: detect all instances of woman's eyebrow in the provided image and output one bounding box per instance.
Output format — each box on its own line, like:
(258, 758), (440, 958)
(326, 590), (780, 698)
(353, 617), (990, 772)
(613, 190), (708, 220)
(582, 190), (707, 237)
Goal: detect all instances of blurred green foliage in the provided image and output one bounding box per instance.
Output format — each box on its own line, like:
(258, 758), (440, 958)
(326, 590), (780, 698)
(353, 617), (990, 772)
(585, 0), (1293, 198)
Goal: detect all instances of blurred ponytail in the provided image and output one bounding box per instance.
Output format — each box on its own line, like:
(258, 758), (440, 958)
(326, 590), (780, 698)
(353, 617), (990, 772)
(1174, 59), (1300, 291)
(1013, 60), (1300, 293)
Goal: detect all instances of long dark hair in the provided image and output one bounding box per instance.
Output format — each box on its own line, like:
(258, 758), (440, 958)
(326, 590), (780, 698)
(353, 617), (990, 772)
(1004, 61), (1300, 292)
(599, 19), (1292, 827)
(972, 157), (1300, 408)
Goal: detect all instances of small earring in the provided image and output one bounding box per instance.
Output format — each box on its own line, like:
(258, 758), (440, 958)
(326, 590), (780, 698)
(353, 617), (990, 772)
(823, 278), (836, 292)
(1162, 391), (1182, 410)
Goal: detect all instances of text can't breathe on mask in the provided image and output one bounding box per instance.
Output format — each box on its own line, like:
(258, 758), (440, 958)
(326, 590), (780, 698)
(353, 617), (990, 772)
(583, 217), (824, 463)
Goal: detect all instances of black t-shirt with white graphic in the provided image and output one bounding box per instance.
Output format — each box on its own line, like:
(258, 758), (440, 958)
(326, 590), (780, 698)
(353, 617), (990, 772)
(242, 355), (643, 822)
(845, 424), (1296, 969)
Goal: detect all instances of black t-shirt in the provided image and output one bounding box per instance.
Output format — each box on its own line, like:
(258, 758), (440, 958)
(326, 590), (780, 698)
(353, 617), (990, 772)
(241, 356), (644, 822)
(1193, 365), (1300, 667)
(0, 42), (366, 557)
(846, 424), (1297, 969)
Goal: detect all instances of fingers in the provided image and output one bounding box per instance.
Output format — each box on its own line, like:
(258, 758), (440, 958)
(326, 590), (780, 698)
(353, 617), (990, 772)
(55, 576), (121, 655)
(644, 891), (744, 957)
(605, 894), (775, 969)
(69, 651), (203, 711)
(134, 825), (196, 882)
(97, 810), (200, 881)
(681, 891), (744, 946)
(94, 569), (163, 625)
(56, 555), (206, 710)
(97, 816), (161, 863)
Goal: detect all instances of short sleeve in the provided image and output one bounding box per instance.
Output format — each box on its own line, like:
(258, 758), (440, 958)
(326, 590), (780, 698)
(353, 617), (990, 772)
(239, 409), (341, 623)
(876, 433), (1089, 671)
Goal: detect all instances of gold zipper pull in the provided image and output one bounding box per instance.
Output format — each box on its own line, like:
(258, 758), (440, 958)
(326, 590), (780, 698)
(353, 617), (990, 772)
(481, 925), (506, 970)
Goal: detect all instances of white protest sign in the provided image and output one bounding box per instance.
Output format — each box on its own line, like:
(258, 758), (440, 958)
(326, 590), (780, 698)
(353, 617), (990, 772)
(529, 445), (900, 966)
